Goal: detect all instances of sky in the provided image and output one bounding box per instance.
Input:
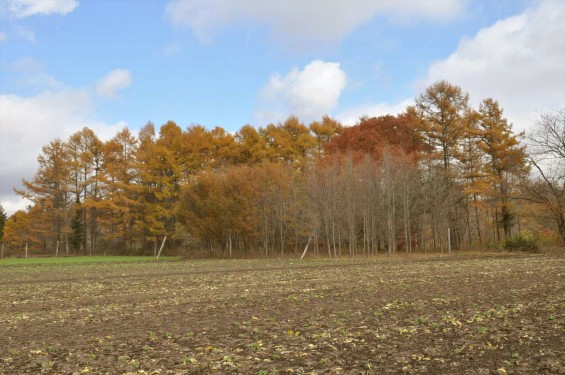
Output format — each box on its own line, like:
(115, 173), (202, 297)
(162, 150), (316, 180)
(1, 0), (564, 216)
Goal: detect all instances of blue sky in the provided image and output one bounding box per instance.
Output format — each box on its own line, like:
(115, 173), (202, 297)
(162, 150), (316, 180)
(1, 0), (564, 215)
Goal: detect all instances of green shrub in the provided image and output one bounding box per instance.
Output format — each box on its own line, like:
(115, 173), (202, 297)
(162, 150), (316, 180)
(504, 234), (540, 253)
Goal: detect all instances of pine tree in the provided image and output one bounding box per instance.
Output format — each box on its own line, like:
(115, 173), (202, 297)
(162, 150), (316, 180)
(0, 204), (7, 243)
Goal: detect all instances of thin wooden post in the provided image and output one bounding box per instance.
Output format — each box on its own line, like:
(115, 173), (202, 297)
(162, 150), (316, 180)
(25, 242), (28, 258)
(156, 236), (167, 259)
(56, 241), (59, 257)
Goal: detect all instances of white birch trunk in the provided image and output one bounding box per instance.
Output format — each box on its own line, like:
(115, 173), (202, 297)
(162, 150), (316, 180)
(156, 236), (167, 259)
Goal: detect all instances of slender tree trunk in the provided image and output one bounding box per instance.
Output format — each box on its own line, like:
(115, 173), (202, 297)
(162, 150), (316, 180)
(263, 215), (269, 258)
(473, 197), (483, 247)
(279, 221), (284, 256)
(338, 228), (342, 258)
(448, 228), (451, 254)
(494, 208), (500, 242)
(314, 223), (319, 257)
(558, 215), (565, 243)
(331, 218), (337, 258)
(325, 220), (331, 258)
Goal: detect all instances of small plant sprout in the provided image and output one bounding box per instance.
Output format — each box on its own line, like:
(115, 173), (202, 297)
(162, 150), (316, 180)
(181, 356), (197, 365)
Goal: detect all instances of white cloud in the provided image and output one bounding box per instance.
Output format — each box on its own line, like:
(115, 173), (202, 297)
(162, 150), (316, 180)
(0, 32), (6, 41)
(166, 0), (466, 47)
(257, 60), (346, 124)
(0, 88), (126, 216)
(0, 195), (32, 215)
(420, 0), (565, 131)
(95, 69), (132, 99)
(6, 0), (78, 17)
(336, 99), (413, 126)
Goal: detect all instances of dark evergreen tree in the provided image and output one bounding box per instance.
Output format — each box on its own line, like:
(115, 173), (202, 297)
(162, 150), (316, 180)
(0, 204), (7, 242)
(70, 200), (85, 253)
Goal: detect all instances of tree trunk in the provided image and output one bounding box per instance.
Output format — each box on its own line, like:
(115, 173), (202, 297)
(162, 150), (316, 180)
(473, 200), (482, 247)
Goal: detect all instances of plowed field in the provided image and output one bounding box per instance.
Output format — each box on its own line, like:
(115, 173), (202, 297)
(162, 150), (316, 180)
(1, 254), (563, 374)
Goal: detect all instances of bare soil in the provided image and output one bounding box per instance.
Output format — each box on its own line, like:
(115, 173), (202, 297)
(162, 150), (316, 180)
(0, 253), (563, 374)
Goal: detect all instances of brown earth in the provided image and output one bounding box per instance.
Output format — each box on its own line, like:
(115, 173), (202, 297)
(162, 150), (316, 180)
(0, 253), (563, 374)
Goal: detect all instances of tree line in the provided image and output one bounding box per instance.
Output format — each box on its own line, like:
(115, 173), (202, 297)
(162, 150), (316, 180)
(1, 81), (564, 257)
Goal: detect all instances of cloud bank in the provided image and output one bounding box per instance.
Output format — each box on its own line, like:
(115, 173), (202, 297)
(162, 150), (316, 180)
(257, 60), (346, 124)
(166, 0), (466, 47)
(420, 0), (565, 131)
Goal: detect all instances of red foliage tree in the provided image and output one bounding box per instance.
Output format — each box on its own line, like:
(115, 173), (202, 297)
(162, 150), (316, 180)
(325, 114), (425, 161)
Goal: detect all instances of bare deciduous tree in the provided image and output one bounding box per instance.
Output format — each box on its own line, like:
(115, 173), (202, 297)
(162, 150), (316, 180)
(526, 109), (565, 243)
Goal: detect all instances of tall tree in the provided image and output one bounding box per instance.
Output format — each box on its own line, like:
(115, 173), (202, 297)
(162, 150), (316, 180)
(309, 158), (341, 257)
(100, 127), (139, 253)
(476, 98), (528, 240)
(134, 123), (167, 253)
(356, 155), (381, 255)
(66, 127), (103, 254)
(526, 109), (565, 242)
(413, 81), (470, 249)
(339, 156), (357, 256)
(15, 139), (71, 251)
(414, 80), (470, 172)
(456, 110), (487, 246)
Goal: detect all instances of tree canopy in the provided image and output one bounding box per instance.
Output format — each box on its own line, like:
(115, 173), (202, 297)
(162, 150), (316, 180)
(4, 81), (560, 257)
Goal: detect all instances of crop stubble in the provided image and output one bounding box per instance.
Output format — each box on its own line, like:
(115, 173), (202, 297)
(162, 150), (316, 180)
(0, 254), (563, 374)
